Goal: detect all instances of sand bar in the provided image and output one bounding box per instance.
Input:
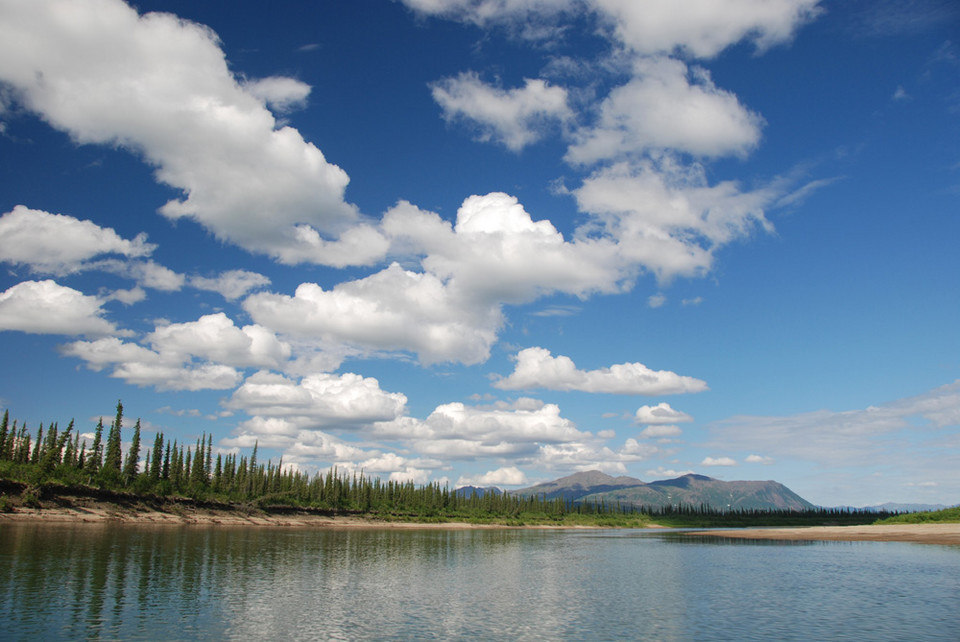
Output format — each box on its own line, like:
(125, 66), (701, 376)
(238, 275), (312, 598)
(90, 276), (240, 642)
(0, 497), (600, 529)
(692, 524), (960, 546)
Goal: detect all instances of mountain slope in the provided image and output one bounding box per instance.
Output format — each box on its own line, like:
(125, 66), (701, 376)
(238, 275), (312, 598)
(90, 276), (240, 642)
(512, 470), (647, 502)
(514, 471), (815, 511)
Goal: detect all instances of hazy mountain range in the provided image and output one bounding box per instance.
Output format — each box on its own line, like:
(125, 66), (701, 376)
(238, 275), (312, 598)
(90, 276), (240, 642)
(509, 471), (816, 511)
(456, 472), (953, 512)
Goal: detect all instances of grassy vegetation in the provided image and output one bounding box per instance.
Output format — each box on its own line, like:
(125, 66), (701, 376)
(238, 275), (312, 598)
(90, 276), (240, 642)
(874, 506), (960, 524)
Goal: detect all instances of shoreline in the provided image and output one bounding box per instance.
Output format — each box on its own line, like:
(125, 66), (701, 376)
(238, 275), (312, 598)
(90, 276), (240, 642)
(690, 524), (960, 546)
(3, 495), (957, 542)
(0, 496), (623, 530)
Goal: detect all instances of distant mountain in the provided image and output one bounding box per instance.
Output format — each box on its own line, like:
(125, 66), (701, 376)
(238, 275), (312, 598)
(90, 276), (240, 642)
(511, 470), (647, 502)
(862, 502), (948, 513)
(514, 471), (815, 511)
(454, 486), (503, 498)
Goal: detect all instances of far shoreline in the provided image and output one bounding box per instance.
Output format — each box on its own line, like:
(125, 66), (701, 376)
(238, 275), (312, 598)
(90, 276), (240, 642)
(4, 500), (960, 544)
(688, 524), (960, 546)
(0, 497), (640, 530)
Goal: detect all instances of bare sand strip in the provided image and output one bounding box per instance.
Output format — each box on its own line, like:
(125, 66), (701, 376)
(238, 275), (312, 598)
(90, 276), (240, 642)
(0, 500), (598, 530)
(693, 524), (960, 546)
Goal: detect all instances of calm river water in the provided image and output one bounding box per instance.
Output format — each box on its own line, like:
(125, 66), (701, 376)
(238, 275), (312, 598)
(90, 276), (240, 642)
(1, 522), (958, 640)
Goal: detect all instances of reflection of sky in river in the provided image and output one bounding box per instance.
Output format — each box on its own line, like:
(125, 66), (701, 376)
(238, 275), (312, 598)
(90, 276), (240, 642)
(1, 525), (958, 641)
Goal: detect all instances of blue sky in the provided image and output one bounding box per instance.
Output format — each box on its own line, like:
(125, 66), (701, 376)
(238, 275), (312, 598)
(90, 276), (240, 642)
(1, 0), (958, 507)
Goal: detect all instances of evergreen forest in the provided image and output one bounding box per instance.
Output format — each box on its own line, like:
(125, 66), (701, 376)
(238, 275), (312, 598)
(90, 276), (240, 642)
(0, 403), (905, 527)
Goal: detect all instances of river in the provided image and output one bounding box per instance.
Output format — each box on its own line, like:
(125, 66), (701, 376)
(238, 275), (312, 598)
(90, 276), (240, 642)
(1, 523), (958, 640)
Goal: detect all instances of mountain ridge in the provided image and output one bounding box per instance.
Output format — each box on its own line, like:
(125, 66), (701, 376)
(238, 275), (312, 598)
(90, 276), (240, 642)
(510, 470), (816, 511)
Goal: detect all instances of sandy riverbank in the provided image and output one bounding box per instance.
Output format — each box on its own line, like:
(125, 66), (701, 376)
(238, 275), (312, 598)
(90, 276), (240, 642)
(692, 524), (960, 546)
(0, 496), (604, 530)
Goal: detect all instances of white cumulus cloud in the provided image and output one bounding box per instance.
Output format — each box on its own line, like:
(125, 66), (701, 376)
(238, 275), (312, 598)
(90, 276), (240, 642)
(566, 57), (764, 164)
(383, 193), (627, 305)
(60, 336), (242, 391)
(147, 314), (291, 370)
(0, 0), (372, 266)
(0, 280), (122, 336)
(573, 156), (778, 281)
(243, 76), (311, 113)
(592, 0), (822, 58)
(227, 370), (409, 429)
(494, 347), (708, 394)
(189, 270), (271, 301)
(638, 424), (683, 439)
(635, 402), (693, 424)
(457, 466), (528, 487)
(0, 205), (154, 275)
(243, 262), (503, 365)
(432, 72), (571, 151)
(701, 456), (737, 466)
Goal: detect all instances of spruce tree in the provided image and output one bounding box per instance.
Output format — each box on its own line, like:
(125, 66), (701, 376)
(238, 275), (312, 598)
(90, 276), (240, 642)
(247, 442), (258, 496)
(0, 410), (8, 460)
(30, 424), (44, 464)
(39, 421), (73, 474)
(5, 421), (18, 460)
(17, 427), (30, 464)
(205, 434), (213, 480)
(162, 443), (171, 480)
(150, 432), (164, 480)
(190, 436), (206, 488)
(103, 401), (123, 475)
(63, 427), (77, 468)
(122, 419), (141, 483)
(88, 418), (103, 473)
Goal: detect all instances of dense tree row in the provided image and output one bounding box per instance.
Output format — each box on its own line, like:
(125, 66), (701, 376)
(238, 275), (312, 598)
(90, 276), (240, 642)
(0, 403), (904, 527)
(0, 404), (636, 522)
(635, 502), (897, 527)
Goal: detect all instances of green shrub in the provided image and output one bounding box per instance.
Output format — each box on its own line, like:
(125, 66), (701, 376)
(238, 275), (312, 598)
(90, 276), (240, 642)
(20, 485), (41, 508)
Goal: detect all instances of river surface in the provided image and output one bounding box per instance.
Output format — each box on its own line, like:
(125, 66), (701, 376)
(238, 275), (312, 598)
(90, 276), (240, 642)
(1, 522), (958, 640)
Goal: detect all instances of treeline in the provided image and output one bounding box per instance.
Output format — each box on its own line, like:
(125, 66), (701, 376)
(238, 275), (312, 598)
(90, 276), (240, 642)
(639, 503), (899, 527)
(876, 506), (960, 525)
(0, 404), (642, 523)
(0, 403), (915, 527)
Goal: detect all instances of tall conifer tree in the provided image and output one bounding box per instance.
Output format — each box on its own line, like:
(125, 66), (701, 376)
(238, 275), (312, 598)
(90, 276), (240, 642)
(103, 401), (123, 475)
(123, 418), (141, 482)
(88, 418), (103, 472)
(0, 410), (8, 459)
(150, 432), (163, 480)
